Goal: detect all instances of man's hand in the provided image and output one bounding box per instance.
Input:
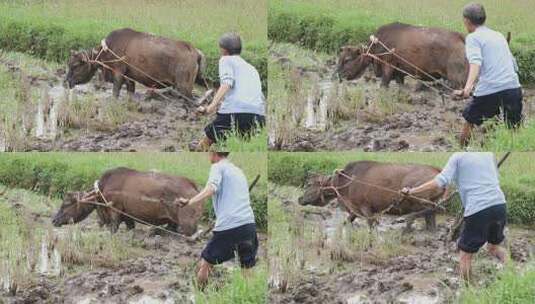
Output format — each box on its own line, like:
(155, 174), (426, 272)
(196, 106), (207, 115)
(175, 197), (190, 207)
(454, 88), (471, 99)
(400, 187), (412, 196)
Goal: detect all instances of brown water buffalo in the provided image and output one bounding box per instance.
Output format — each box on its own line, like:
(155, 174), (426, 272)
(298, 161), (447, 230)
(66, 28), (207, 99)
(52, 167), (204, 236)
(337, 22), (467, 89)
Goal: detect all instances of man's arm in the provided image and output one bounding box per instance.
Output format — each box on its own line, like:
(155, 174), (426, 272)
(457, 63), (480, 98)
(455, 35), (482, 98)
(198, 57), (233, 114)
(200, 84), (230, 114)
(402, 154), (459, 196)
(403, 179), (441, 196)
(178, 184), (215, 206)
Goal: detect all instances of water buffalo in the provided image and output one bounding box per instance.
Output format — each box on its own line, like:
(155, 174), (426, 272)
(337, 22), (467, 89)
(66, 28), (207, 99)
(298, 161), (446, 230)
(52, 167), (204, 236)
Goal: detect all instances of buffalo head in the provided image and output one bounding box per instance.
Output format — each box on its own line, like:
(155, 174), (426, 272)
(298, 173), (336, 207)
(336, 45), (371, 80)
(65, 49), (99, 88)
(52, 191), (97, 226)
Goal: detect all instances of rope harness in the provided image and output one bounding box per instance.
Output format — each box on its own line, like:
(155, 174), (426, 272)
(77, 181), (195, 239)
(319, 169), (446, 222)
(361, 35), (457, 101)
(81, 39), (202, 106)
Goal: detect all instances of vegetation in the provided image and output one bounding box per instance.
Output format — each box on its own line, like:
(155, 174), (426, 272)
(0, 152), (268, 230)
(0, 0), (267, 85)
(268, 152), (535, 225)
(194, 264), (268, 304)
(269, 0), (535, 83)
(0, 186), (143, 295)
(460, 261), (535, 304)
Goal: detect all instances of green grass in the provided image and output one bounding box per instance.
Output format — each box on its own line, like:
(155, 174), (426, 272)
(0, 152), (268, 230)
(0, 0), (267, 85)
(194, 264), (267, 304)
(269, 0), (535, 83)
(481, 119), (535, 151)
(215, 127), (268, 152)
(459, 261), (535, 304)
(268, 152), (535, 225)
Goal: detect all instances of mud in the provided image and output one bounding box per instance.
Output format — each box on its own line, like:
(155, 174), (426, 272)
(270, 45), (535, 151)
(1, 189), (267, 304)
(269, 186), (535, 304)
(1, 55), (211, 152)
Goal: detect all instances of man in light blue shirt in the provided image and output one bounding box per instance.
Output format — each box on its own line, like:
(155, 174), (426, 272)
(402, 152), (507, 281)
(177, 152), (258, 287)
(196, 33), (266, 151)
(454, 3), (522, 146)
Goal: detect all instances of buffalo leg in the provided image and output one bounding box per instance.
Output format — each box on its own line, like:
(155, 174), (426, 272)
(394, 73), (405, 85)
(109, 212), (121, 233)
(126, 80), (136, 101)
(112, 74), (125, 98)
(166, 222), (178, 232)
(125, 218), (135, 230)
(424, 210), (436, 231)
(345, 213), (357, 224)
(381, 66), (394, 87)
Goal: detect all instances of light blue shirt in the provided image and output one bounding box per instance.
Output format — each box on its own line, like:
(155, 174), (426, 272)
(218, 55), (265, 116)
(465, 26), (520, 96)
(434, 152), (506, 217)
(207, 159), (255, 231)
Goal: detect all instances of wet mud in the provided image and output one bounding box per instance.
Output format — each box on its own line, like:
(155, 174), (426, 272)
(1, 55), (210, 152)
(269, 186), (535, 304)
(270, 46), (535, 151)
(1, 190), (267, 304)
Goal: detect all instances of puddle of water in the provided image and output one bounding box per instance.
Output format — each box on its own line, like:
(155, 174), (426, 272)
(305, 80), (333, 131)
(128, 295), (175, 304)
(398, 291), (440, 304)
(38, 234), (61, 276)
(0, 133), (6, 152)
(346, 293), (369, 304)
(0, 265), (11, 292)
(35, 85), (66, 140)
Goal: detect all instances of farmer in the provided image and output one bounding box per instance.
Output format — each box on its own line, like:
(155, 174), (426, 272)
(454, 2), (522, 146)
(176, 152), (258, 287)
(401, 152), (507, 281)
(195, 33), (265, 151)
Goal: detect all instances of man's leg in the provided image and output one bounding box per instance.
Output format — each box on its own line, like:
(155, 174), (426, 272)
(487, 243), (505, 263)
(460, 122), (474, 147)
(197, 136), (213, 152)
(461, 94), (499, 146)
(196, 114), (230, 151)
(197, 258), (214, 288)
(459, 250), (473, 282)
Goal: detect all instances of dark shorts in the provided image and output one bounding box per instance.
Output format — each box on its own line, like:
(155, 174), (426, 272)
(463, 87), (523, 127)
(201, 223), (258, 268)
(458, 204), (507, 253)
(204, 113), (265, 143)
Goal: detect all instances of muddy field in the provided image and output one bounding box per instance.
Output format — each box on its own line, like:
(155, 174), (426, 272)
(268, 185), (535, 304)
(269, 44), (535, 151)
(0, 187), (266, 304)
(0, 54), (212, 152)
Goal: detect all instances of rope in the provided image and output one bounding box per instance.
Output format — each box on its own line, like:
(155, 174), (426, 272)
(84, 42), (201, 105)
(81, 184), (194, 239)
(320, 169), (445, 223)
(363, 36), (457, 94)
